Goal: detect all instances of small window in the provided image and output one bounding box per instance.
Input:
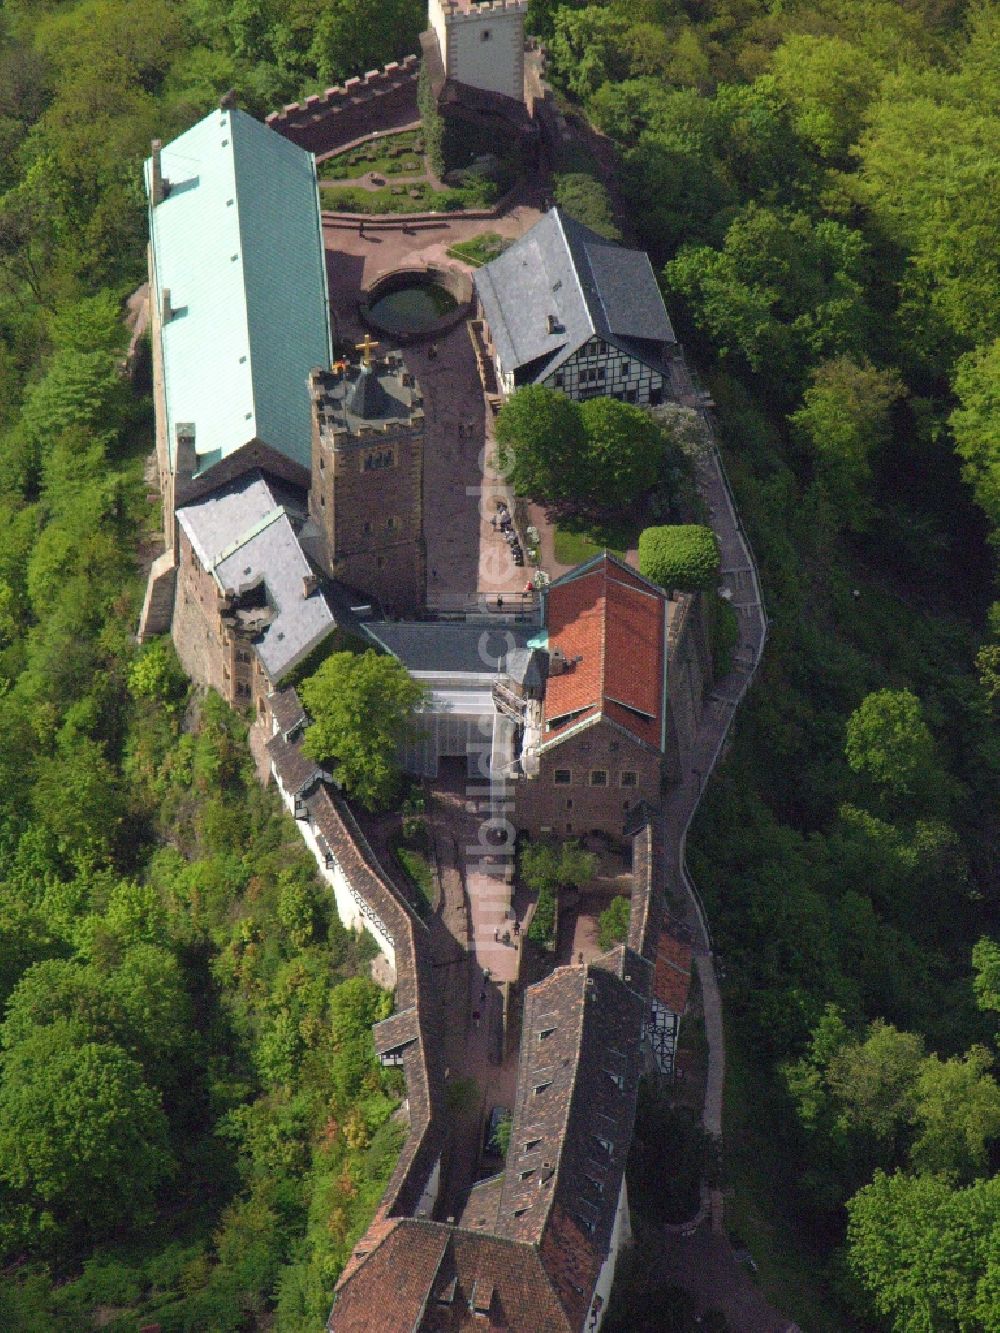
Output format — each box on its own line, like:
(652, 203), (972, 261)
(590, 770), (608, 787)
(481, 27), (491, 40)
(554, 769), (571, 785)
(605, 1070), (624, 1091)
(363, 521), (372, 535)
(319, 456), (325, 471)
(554, 373), (564, 387)
(386, 516), (397, 531)
(620, 771), (637, 787)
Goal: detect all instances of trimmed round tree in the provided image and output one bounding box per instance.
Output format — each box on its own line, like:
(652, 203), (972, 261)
(494, 385), (584, 502)
(639, 524), (720, 592)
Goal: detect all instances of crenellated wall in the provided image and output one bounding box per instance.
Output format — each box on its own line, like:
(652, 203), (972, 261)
(265, 57), (420, 157)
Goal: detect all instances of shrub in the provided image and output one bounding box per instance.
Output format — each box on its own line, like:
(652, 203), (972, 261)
(598, 895), (631, 950)
(554, 171), (621, 240)
(639, 524), (720, 592)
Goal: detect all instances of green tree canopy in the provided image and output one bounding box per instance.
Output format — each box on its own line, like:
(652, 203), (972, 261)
(791, 356), (904, 533)
(300, 650), (425, 811)
(578, 397), (664, 510)
(910, 1046), (1000, 1178)
(972, 937), (1000, 1015)
(496, 389), (665, 512)
(844, 688), (937, 801)
(494, 385), (585, 503)
(770, 34), (881, 162)
(950, 336), (1000, 540)
(664, 204), (869, 402)
(847, 1170), (1000, 1333)
(0, 1018), (173, 1244)
(597, 895), (631, 951)
(638, 524), (720, 592)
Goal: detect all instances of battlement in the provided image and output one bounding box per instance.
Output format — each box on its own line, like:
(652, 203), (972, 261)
(439, 0), (527, 20)
(266, 55), (418, 128)
(266, 56), (420, 155)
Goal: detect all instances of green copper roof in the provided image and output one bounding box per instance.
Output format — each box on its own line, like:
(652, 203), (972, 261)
(145, 108), (332, 478)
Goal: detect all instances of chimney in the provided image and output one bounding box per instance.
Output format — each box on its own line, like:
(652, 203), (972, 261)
(150, 140), (165, 206)
(161, 286), (172, 326)
(303, 572), (318, 597)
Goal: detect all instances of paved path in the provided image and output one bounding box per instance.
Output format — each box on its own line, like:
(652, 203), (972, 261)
(662, 369), (768, 1151)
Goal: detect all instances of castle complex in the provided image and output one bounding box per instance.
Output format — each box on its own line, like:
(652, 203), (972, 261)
(139, 8), (720, 1328)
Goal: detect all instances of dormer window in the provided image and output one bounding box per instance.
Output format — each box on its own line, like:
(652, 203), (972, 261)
(605, 1070), (624, 1091)
(525, 1137), (542, 1152)
(538, 1027), (555, 1041)
(533, 1081), (552, 1096)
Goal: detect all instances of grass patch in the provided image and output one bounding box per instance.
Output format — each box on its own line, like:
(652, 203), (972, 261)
(553, 513), (637, 565)
(396, 845), (435, 911)
(446, 231), (510, 267)
(321, 129), (425, 180)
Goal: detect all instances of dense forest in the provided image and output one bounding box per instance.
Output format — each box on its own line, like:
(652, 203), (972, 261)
(528, 1), (1000, 1329)
(0, 2), (426, 1328)
(0, 0), (998, 1329)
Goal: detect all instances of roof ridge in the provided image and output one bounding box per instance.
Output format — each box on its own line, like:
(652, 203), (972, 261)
(551, 207), (596, 343)
(228, 110), (258, 435)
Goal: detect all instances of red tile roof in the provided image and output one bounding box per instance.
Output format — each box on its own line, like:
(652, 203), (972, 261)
(652, 929), (693, 1014)
(542, 555), (668, 752)
(331, 1221), (450, 1331)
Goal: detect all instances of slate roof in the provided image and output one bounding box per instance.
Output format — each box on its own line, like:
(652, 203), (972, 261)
(265, 733), (326, 797)
(473, 208), (675, 385)
(541, 553), (670, 753)
(363, 621), (535, 676)
(330, 1221), (575, 1333)
(311, 357), (421, 438)
(146, 108), (331, 477)
(176, 470), (336, 682)
(268, 685), (307, 738)
(494, 963), (644, 1253)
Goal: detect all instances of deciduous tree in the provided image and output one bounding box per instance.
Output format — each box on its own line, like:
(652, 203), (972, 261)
(301, 651), (425, 811)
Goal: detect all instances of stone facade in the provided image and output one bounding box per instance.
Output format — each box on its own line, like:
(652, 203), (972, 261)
(428, 0), (527, 104)
(307, 361), (426, 613)
(515, 719), (662, 842)
(171, 529), (272, 714)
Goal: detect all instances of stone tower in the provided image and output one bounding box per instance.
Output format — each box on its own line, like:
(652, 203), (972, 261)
(307, 351), (425, 613)
(428, 0), (527, 104)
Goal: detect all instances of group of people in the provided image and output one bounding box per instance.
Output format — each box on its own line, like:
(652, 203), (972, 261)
(490, 501), (524, 566)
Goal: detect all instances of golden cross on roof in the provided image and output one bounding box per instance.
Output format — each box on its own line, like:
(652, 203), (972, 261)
(355, 332), (380, 369)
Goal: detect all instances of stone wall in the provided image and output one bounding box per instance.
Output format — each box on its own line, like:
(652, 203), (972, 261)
(266, 57), (420, 158)
(171, 530), (228, 698)
(264, 699), (448, 1231)
(515, 719), (663, 843)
